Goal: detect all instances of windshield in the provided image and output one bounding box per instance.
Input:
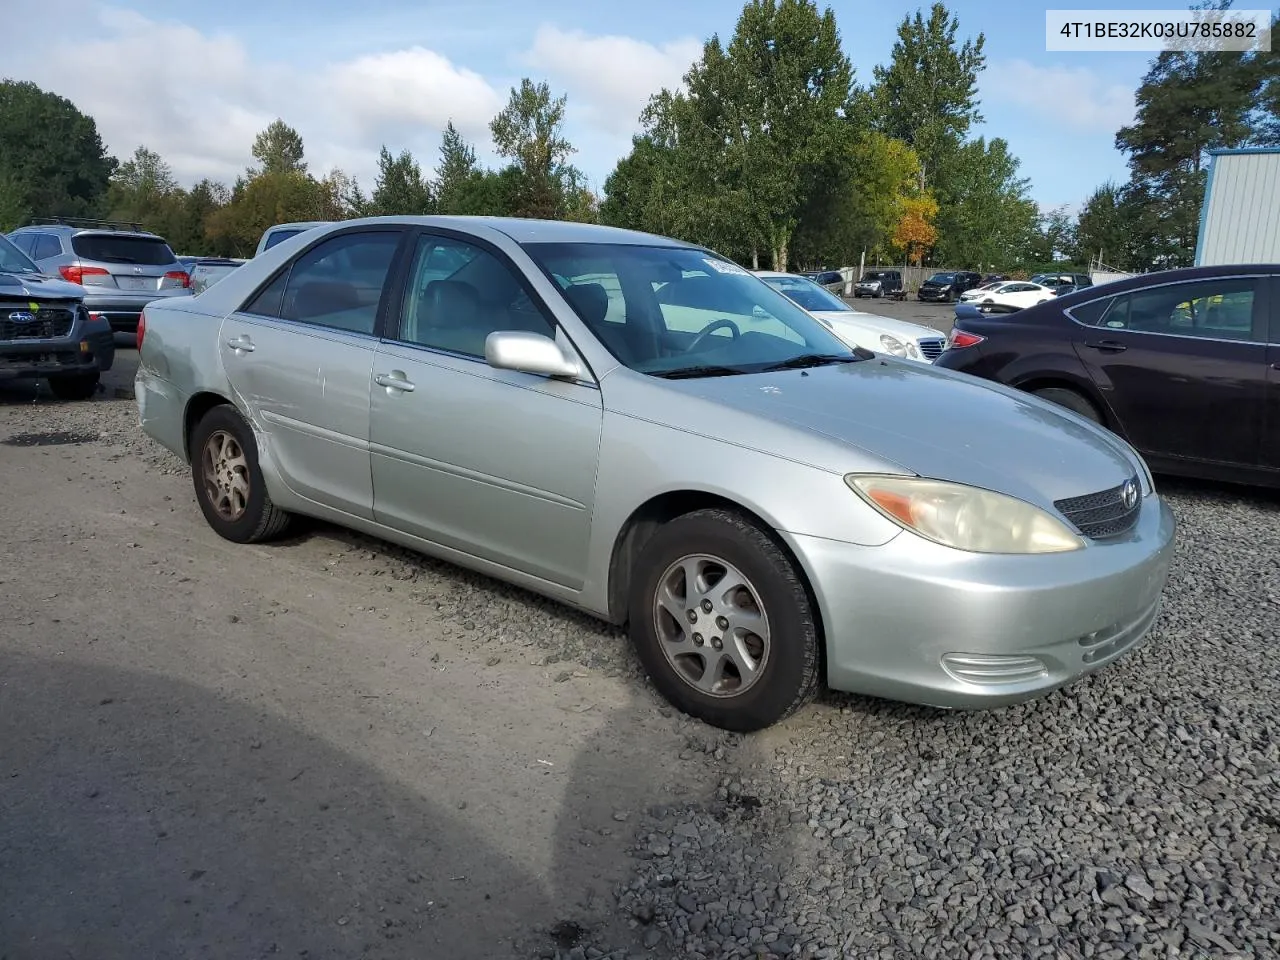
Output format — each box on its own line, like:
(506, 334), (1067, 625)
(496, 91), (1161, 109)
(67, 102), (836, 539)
(926, 273), (955, 283)
(761, 275), (851, 313)
(522, 242), (861, 377)
(0, 234), (41, 275)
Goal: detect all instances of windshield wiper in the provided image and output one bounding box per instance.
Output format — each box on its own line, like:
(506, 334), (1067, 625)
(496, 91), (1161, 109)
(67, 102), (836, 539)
(759, 351), (869, 372)
(653, 364), (746, 380)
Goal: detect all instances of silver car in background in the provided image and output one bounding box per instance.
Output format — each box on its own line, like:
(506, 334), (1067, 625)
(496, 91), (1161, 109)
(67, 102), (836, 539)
(135, 217), (1176, 732)
(8, 218), (192, 335)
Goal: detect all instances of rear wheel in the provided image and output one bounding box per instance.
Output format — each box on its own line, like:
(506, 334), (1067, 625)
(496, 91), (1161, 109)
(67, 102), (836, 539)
(628, 508), (822, 732)
(47, 373), (99, 401)
(1033, 386), (1102, 423)
(189, 404), (293, 543)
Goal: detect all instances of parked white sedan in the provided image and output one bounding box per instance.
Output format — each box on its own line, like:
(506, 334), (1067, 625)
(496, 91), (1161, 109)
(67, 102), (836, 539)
(961, 280), (1058, 311)
(753, 271), (947, 362)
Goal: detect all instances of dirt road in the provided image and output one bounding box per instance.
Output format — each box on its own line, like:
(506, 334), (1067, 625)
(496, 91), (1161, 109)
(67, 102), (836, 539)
(0, 390), (734, 959)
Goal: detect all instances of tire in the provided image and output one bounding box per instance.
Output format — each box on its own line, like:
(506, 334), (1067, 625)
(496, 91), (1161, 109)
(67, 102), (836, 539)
(47, 373), (99, 401)
(627, 508), (822, 732)
(189, 403), (293, 543)
(1033, 386), (1102, 423)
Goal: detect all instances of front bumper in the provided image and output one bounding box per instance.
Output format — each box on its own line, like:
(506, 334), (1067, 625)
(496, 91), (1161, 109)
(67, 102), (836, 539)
(917, 288), (952, 301)
(784, 493), (1176, 708)
(0, 327), (114, 381)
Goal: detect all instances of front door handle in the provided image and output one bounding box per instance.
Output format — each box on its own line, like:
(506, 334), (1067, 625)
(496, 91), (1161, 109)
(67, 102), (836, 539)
(1083, 340), (1127, 353)
(225, 335), (255, 353)
(374, 371), (415, 393)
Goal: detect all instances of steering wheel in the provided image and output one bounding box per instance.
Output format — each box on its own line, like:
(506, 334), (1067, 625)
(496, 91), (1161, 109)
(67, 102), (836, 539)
(685, 318), (741, 352)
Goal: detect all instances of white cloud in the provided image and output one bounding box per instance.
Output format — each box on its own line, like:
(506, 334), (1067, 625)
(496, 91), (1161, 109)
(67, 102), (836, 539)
(523, 26), (702, 137)
(4, 2), (505, 189)
(982, 60), (1136, 133)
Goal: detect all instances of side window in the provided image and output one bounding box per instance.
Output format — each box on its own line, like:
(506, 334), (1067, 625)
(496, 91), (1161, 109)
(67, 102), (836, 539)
(246, 230), (401, 334)
(397, 234), (555, 357)
(243, 270), (290, 318)
(1066, 296), (1113, 327)
(33, 233), (62, 260)
(10, 233), (36, 255)
(1119, 279), (1259, 341)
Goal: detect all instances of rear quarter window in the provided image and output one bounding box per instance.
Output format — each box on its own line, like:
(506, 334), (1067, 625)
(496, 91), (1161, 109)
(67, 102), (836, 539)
(71, 234), (175, 266)
(1066, 296), (1113, 326)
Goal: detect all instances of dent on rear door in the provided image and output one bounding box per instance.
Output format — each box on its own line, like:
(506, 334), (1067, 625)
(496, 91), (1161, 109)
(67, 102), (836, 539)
(218, 313), (377, 519)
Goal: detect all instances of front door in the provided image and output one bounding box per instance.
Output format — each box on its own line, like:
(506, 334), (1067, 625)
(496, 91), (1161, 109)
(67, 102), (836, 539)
(219, 227), (405, 519)
(1071, 273), (1269, 469)
(368, 230), (604, 589)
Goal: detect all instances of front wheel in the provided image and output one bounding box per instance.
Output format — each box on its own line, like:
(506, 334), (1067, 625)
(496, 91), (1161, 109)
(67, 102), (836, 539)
(628, 508), (822, 732)
(189, 404), (293, 543)
(47, 372), (99, 401)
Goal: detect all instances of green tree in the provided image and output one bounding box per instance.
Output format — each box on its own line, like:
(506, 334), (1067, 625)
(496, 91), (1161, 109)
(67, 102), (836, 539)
(207, 170), (328, 256)
(627, 0), (856, 270)
(250, 119), (307, 178)
(1027, 205), (1078, 268)
(1114, 0), (1269, 266)
(931, 137), (1038, 269)
(367, 145), (433, 216)
(790, 132), (921, 268)
(489, 78), (580, 219)
(0, 79), (116, 227)
(869, 3), (986, 193)
(434, 121), (495, 215)
(1071, 181), (1143, 271)
(104, 146), (180, 225)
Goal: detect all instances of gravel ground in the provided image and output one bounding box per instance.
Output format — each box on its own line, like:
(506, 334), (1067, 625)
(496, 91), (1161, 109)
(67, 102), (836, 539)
(4, 388), (1279, 960)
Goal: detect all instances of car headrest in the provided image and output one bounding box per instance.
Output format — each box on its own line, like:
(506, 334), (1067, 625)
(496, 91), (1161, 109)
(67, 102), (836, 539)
(290, 280), (360, 319)
(562, 283), (609, 325)
(420, 279), (479, 326)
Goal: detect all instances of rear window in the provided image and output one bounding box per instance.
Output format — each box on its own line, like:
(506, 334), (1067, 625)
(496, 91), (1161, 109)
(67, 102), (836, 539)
(264, 229), (304, 251)
(71, 234), (175, 266)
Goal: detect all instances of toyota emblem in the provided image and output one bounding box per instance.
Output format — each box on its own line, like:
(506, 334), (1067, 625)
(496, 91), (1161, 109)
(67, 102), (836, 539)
(1122, 479), (1138, 511)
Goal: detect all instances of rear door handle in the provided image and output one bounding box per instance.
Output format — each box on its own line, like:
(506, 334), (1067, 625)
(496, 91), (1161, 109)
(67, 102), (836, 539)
(374, 372), (415, 393)
(1083, 340), (1127, 353)
(225, 335), (255, 353)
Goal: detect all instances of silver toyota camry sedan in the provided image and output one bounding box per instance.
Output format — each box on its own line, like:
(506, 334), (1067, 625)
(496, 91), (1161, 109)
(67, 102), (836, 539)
(135, 217), (1176, 732)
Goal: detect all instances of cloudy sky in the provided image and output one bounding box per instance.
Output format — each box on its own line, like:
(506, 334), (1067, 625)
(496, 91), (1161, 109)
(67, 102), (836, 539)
(5, 0), (1158, 212)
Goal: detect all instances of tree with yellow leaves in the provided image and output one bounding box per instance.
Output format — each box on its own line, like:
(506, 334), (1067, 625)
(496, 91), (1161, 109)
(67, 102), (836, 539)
(892, 193), (939, 266)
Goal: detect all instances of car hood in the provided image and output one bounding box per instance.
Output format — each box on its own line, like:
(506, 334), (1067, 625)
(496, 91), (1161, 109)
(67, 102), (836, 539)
(0, 271), (84, 301)
(654, 359), (1140, 509)
(811, 310), (943, 343)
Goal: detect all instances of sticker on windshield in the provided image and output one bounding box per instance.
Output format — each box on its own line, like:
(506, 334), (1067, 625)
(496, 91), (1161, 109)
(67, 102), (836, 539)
(702, 257), (749, 276)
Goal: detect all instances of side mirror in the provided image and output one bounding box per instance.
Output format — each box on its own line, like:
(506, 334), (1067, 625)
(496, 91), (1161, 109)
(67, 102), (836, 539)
(484, 330), (581, 379)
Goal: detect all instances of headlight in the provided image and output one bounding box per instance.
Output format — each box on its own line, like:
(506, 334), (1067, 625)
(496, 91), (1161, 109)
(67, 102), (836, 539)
(845, 474), (1085, 554)
(879, 334), (907, 357)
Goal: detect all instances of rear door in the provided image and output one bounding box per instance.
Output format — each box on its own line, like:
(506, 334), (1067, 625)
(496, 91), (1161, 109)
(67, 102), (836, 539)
(1071, 273), (1270, 468)
(219, 226), (407, 519)
(1263, 274), (1280, 472)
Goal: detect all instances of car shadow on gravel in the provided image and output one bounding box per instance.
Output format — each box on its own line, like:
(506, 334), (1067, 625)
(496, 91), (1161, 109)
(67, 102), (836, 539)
(0, 650), (702, 960)
(256, 518), (646, 679)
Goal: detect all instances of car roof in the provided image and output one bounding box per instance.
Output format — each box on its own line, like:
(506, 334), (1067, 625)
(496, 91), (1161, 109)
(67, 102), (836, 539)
(1051, 263), (1280, 306)
(304, 215), (691, 248)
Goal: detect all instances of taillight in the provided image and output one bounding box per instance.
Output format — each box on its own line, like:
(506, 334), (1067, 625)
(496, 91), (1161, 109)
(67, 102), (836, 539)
(59, 264), (110, 285)
(948, 330), (985, 349)
(164, 270), (191, 289)
(137, 310), (147, 351)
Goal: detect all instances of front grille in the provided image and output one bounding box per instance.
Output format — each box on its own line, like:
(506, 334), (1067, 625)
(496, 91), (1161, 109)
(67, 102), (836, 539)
(0, 305), (76, 341)
(918, 337), (945, 360)
(1054, 477), (1142, 539)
